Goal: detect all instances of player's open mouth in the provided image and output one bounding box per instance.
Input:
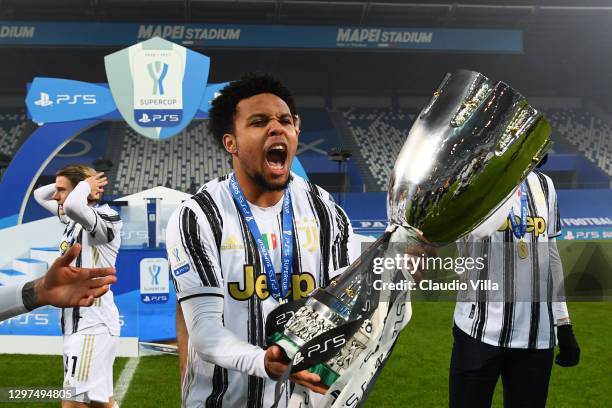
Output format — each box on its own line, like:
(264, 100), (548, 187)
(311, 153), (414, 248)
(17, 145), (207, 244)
(265, 143), (288, 172)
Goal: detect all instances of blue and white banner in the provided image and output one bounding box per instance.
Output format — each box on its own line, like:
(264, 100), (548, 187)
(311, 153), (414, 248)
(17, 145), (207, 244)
(559, 227), (612, 241)
(25, 78), (115, 123)
(25, 79), (228, 126)
(105, 37), (210, 140)
(0, 22), (523, 53)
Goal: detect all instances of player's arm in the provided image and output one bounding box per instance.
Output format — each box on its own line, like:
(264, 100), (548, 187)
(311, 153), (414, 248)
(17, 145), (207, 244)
(549, 238), (579, 367)
(63, 178), (121, 245)
(0, 244), (115, 322)
(546, 178), (580, 367)
(176, 302), (189, 383)
(329, 203), (360, 281)
(62, 180), (99, 230)
(33, 183), (60, 215)
(166, 205), (273, 379)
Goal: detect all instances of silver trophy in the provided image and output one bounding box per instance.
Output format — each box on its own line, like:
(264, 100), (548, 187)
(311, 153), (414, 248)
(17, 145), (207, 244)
(266, 69), (553, 388)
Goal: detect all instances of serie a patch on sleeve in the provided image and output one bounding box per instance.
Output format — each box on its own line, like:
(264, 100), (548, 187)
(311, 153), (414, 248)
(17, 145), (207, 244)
(168, 244), (190, 276)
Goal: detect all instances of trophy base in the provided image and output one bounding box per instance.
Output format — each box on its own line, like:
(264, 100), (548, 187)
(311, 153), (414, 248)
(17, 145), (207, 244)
(268, 332), (340, 387)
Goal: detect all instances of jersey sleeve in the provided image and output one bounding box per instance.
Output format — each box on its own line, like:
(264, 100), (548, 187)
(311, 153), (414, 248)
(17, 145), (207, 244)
(329, 203), (360, 280)
(63, 181), (122, 246)
(89, 209), (123, 246)
(0, 281), (28, 322)
(180, 295), (268, 378)
(166, 202), (225, 302)
(546, 177), (562, 238)
(549, 238), (569, 322)
(33, 183), (60, 216)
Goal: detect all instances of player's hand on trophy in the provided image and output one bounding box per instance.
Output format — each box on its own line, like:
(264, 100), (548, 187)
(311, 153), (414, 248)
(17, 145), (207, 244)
(85, 171), (108, 200)
(264, 345), (329, 394)
(36, 243), (117, 308)
(264, 344), (289, 379)
(290, 370), (329, 394)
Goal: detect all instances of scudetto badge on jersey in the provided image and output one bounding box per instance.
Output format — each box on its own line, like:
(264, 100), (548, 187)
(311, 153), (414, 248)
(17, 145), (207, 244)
(169, 244), (190, 276)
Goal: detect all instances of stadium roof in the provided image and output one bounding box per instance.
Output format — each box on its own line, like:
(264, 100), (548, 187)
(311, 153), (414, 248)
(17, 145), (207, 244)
(0, 1), (611, 101)
(2, 0), (612, 26)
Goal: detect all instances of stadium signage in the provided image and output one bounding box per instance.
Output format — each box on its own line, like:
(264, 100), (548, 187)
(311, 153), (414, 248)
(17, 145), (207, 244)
(0, 21), (523, 52)
(0, 24), (35, 38)
(25, 78), (115, 123)
(561, 217), (612, 227)
(138, 25), (241, 42)
(105, 37), (209, 139)
(24, 37), (225, 139)
(336, 28), (433, 45)
(139, 258), (170, 304)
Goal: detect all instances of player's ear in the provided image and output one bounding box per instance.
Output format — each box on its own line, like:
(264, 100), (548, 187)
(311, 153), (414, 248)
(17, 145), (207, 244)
(223, 133), (238, 154)
(293, 114), (301, 134)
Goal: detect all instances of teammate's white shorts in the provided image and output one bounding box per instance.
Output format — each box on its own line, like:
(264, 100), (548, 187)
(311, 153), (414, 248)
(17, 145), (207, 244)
(62, 332), (118, 403)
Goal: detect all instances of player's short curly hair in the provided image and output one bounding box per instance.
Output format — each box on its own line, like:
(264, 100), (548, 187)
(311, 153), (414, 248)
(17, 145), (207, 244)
(208, 72), (298, 148)
(56, 164), (96, 188)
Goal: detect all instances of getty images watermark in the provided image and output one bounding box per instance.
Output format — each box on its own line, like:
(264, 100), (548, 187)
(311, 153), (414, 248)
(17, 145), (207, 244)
(365, 241), (612, 302)
(371, 252), (495, 293)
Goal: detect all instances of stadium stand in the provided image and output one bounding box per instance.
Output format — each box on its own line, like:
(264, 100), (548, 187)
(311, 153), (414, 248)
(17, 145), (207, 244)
(0, 111), (27, 155)
(111, 121), (232, 195)
(0, 110), (28, 180)
(340, 106), (612, 190)
(341, 108), (419, 190)
(548, 109), (612, 176)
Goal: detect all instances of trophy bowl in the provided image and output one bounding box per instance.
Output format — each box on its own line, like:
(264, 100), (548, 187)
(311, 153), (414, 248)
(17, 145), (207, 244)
(267, 69), (553, 392)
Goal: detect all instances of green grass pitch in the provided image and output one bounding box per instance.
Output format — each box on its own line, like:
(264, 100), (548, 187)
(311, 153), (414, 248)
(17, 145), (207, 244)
(0, 302), (609, 407)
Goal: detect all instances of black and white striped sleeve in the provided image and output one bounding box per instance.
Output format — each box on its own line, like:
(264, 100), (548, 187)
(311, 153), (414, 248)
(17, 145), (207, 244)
(546, 177), (562, 238)
(166, 202), (224, 302)
(329, 202), (360, 279)
(89, 210), (122, 245)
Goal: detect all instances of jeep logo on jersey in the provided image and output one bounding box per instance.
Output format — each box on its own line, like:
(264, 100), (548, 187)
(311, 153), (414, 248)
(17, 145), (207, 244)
(228, 265), (316, 301)
(498, 215), (547, 237)
(104, 36), (210, 140)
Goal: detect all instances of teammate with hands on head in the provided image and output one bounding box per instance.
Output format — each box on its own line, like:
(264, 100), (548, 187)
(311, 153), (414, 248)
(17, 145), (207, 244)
(34, 165), (123, 408)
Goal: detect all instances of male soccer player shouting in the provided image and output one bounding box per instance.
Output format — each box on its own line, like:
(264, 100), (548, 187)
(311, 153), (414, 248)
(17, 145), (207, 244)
(167, 73), (360, 408)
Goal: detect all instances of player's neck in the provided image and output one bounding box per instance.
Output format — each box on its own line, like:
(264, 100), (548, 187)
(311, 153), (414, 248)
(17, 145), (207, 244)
(234, 170), (284, 208)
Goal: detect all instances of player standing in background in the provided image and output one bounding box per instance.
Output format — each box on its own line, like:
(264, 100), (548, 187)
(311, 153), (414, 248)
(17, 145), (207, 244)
(167, 73), (360, 408)
(450, 170), (580, 408)
(34, 165), (122, 408)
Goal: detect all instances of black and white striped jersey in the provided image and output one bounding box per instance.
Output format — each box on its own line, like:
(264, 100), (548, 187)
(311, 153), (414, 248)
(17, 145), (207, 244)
(454, 171), (566, 349)
(166, 173), (359, 408)
(59, 204), (122, 336)
(34, 182), (122, 336)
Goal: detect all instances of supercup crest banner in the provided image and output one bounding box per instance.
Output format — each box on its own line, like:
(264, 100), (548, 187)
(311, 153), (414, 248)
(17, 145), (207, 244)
(104, 36), (210, 140)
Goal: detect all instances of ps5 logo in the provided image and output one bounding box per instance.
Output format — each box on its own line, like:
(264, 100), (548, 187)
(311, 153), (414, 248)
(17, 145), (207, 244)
(138, 113), (151, 123)
(137, 112), (180, 124)
(34, 92), (53, 107)
(147, 61), (169, 96)
(34, 91), (97, 107)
